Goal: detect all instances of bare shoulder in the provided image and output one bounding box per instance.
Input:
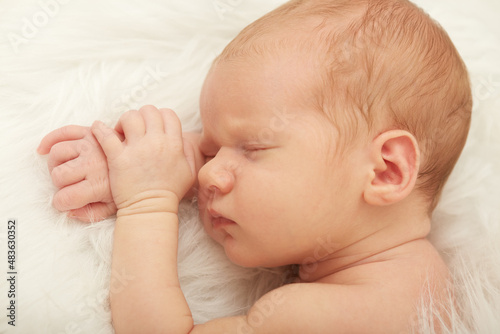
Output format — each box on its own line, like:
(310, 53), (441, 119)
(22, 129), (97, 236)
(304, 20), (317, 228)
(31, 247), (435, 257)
(192, 281), (395, 334)
(246, 280), (404, 333)
(246, 239), (451, 333)
(325, 238), (452, 331)
(191, 239), (450, 334)
(377, 238), (451, 298)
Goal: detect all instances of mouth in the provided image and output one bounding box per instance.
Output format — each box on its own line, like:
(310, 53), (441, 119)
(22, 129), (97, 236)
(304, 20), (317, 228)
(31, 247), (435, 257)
(207, 207), (236, 230)
(211, 216), (236, 229)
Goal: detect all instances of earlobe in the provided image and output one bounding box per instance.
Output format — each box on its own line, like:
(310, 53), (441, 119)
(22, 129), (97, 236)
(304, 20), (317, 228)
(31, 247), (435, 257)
(363, 130), (420, 206)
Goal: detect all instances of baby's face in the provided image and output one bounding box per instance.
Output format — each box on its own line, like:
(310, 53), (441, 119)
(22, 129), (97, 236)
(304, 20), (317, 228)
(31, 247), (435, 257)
(197, 56), (366, 268)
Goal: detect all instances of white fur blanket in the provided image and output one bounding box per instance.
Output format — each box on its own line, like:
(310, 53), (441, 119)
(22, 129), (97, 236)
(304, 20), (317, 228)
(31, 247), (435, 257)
(0, 0), (499, 333)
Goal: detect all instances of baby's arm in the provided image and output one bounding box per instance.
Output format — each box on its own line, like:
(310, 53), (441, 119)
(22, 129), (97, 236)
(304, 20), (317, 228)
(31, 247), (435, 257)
(94, 106), (389, 334)
(91, 106), (196, 333)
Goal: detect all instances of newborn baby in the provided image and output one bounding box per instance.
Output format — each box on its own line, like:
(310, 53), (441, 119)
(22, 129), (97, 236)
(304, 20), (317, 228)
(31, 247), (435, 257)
(38, 0), (472, 332)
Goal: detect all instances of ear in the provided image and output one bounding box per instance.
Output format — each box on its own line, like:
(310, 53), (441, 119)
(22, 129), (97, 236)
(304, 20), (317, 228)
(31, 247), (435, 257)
(363, 130), (420, 206)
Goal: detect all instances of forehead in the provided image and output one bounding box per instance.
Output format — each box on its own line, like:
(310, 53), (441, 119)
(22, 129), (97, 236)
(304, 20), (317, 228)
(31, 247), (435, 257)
(199, 54), (320, 139)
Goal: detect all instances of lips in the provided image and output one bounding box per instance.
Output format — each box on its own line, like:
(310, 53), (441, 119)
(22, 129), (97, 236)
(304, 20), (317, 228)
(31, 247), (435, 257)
(207, 207), (236, 229)
(211, 216), (236, 229)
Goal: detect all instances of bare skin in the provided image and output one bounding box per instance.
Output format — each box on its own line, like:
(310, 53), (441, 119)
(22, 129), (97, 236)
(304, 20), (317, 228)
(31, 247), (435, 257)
(37, 126), (203, 221)
(38, 50), (451, 333)
(37, 125), (117, 221)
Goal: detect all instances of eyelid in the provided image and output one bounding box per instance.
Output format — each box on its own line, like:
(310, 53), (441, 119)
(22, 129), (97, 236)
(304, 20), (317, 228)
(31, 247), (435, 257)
(242, 144), (267, 152)
(242, 144), (275, 159)
(241, 139), (272, 150)
(202, 143), (272, 161)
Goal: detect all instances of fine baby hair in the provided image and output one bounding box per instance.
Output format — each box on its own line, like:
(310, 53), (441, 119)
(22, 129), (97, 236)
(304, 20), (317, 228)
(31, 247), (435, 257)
(217, 0), (472, 212)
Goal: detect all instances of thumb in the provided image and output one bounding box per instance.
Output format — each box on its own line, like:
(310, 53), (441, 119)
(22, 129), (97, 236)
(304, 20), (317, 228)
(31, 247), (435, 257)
(91, 121), (123, 161)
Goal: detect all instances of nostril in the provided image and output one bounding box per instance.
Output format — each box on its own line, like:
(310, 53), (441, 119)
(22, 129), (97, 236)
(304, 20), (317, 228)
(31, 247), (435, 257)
(198, 184), (215, 198)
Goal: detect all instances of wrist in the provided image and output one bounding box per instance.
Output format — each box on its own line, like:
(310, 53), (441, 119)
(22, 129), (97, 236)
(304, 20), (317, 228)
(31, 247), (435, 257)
(116, 190), (179, 218)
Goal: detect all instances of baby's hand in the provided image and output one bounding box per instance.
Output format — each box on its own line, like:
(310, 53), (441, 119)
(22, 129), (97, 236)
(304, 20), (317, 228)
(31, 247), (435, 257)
(91, 106), (196, 213)
(37, 125), (117, 222)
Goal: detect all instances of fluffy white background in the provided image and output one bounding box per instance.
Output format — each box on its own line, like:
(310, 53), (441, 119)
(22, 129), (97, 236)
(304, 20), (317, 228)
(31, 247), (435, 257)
(0, 0), (498, 333)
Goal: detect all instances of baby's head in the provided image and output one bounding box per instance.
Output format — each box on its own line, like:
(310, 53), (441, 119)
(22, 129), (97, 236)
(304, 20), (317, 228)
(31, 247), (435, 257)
(197, 0), (472, 267)
(208, 0), (472, 213)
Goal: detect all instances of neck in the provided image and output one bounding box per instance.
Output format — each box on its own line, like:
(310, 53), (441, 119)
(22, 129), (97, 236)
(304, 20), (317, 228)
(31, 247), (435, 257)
(298, 202), (431, 282)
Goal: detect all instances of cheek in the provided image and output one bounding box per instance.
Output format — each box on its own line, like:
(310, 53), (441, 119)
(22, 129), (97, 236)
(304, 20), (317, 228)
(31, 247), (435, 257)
(236, 170), (310, 223)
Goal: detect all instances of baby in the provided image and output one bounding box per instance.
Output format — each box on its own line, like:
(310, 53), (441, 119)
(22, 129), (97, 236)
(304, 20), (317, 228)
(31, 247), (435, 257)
(37, 0), (472, 332)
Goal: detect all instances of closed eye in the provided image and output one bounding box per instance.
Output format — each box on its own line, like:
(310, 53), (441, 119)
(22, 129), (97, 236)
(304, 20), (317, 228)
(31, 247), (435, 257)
(243, 145), (265, 153)
(243, 146), (273, 159)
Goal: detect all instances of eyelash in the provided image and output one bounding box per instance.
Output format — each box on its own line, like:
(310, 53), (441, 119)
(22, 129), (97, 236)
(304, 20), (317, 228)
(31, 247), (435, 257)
(202, 146), (266, 162)
(243, 146), (263, 152)
(243, 146), (270, 160)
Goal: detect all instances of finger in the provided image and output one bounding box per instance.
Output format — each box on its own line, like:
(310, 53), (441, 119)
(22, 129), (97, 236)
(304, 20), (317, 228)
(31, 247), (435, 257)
(159, 108), (183, 149)
(91, 121), (123, 160)
(182, 138), (197, 178)
(37, 125), (88, 155)
(50, 157), (87, 188)
(114, 121), (124, 137)
(118, 110), (145, 142)
(68, 202), (117, 223)
(47, 141), (81, 173)
(183, 132), (204, 172)
(53, 179), (112, 212)
(107, 122), (126, 142)
(140, 105), (164, 133)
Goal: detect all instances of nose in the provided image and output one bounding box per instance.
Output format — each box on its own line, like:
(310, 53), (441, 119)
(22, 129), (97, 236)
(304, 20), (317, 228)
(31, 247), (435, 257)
(198, 150), (236, 195)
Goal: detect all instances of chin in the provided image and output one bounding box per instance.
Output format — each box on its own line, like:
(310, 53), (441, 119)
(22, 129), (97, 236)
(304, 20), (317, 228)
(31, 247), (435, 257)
(224, 245), (288, 269)
(222, 242), (262, 268)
